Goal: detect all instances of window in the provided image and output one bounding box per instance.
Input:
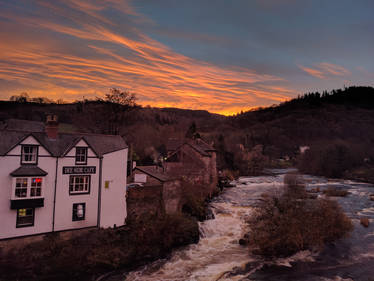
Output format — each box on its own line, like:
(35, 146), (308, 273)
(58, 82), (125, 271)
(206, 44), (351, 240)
(21, 145), (38, 164)
(30, 178), (42, 197)
(16, 208), (34, 227)
(15, 178), (28, 198)
(72, 203), (86, 221)
(14, 177), (43, 199)
(75, 147), (87, 165)
(69, 175), (90, 194)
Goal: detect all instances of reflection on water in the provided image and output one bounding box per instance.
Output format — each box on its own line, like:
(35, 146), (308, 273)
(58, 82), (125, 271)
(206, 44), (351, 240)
(125, 171), (374, 281)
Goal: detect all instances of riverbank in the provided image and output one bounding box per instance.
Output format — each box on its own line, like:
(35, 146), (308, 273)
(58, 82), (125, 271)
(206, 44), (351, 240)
(0, 213), (200, 281)
(0, 182), (223, 281)
(119, 172), (374, 281)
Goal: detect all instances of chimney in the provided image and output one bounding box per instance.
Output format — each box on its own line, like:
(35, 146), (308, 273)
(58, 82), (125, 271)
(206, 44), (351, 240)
(45, 114), (59, 139)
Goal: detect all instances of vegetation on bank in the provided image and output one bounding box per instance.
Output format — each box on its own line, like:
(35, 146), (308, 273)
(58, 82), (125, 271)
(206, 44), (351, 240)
(2, 86), (374, 180)
(0, 214), (199, 281)
(246, 174), (353, 257)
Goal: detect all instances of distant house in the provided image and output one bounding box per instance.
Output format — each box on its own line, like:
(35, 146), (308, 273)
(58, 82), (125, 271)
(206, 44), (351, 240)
(164, 137), (217, 193)
(0, 116), (128, 240)
(126, 138), (218, 221)
(130, 165), (181, 214)
(132, 165), (169, 186)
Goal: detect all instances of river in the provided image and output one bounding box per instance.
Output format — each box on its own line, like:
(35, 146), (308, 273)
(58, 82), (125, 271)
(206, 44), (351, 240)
(123, 170), (374, 281)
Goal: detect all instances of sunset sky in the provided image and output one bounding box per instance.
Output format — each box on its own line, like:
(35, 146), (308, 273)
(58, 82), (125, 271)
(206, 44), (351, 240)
(0, 0), (373, 115)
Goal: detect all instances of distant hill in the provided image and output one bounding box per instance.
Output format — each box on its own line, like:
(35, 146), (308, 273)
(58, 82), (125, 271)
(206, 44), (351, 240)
(231, 86), (374, 149)
(229, 86), (374, 180)
(1, 86), (374, 178)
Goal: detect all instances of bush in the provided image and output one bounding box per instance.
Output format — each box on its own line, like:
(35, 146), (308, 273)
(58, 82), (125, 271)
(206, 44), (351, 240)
(247, 174), (353, 257)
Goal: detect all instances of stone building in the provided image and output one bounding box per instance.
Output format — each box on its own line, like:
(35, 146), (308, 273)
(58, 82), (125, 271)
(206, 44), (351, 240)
(164, 138), (217, 194)
(127, 165), (181, 221)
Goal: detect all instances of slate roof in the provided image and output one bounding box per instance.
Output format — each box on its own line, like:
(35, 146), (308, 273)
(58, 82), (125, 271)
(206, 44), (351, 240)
(0, 119), (45, 132)
(166, 138), (216, 158)
(10, 166), (48, 177)
(166, 138), (183, 152)
(134, 166), (170, 182)
(0, 129), (128, 157)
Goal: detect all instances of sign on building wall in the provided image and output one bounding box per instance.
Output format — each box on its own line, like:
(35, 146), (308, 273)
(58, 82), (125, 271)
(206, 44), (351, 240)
(134, 173), (147, 183)
(62, 166), (96, 174)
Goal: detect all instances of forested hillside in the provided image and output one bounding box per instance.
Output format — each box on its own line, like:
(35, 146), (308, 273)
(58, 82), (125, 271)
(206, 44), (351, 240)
(2, 86), (374, 181)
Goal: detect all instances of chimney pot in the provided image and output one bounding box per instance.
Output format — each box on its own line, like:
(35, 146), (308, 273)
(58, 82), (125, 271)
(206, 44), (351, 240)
(45, 114), (59, 139)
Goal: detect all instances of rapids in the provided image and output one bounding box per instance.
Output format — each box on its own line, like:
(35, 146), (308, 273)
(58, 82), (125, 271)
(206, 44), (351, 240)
(123, 171), (374, 281)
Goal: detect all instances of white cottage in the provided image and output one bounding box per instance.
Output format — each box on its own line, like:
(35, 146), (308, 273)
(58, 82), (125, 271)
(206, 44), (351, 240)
(0, 116), (128, 240)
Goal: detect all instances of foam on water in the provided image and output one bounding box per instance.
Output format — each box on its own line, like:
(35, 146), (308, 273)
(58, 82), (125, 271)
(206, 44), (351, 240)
(124, 173), (374, 281)
(125, 197), (255, 281)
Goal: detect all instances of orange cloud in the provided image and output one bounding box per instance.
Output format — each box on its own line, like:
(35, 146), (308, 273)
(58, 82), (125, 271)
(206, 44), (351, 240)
(318, 62), (350, 76)
(299, 62), (350, 80)
(0, 1), (295, 115)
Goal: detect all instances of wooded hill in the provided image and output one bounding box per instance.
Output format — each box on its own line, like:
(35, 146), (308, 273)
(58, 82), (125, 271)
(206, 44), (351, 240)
(1, 86), (374, 180)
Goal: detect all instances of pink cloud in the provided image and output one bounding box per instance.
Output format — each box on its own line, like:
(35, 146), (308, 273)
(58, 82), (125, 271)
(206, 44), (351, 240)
(299, 62), (350, 79)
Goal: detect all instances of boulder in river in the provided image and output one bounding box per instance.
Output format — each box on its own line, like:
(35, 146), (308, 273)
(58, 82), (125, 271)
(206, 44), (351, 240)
(360, 217), (370, 227)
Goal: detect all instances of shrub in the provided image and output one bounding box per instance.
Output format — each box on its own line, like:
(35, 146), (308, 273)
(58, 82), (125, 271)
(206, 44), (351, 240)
(181, 181), (212, 221)
(247, 174), (353, 257)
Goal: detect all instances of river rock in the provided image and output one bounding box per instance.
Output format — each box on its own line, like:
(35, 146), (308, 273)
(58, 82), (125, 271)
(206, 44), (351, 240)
(239, 238), (248, 245)
(360, 217), (370, 227)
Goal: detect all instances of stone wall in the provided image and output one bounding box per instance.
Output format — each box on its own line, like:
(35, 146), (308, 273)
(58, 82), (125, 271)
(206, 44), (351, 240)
(0, 227), (96, 254)
(163, 180), (182, 214)
(126, 185), (164, 222)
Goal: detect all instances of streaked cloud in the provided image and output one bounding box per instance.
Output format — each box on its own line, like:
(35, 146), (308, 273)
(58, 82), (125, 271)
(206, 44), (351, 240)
(298, 63), (350, 80)
(0, 0), (296, 115)
(0, 0), (373, 114)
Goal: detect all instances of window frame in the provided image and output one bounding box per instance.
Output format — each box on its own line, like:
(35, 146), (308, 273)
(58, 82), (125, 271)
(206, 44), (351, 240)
(13, 177), (44, 199)
(15, 178), (28, 198)
(75, 147), (88, 165)
(30, 177), (43, 197)
(16, 208), (35, 228)
(21, 145), (39, 165)
(69, 175), (91, 195)
(72, 203), (86, 221)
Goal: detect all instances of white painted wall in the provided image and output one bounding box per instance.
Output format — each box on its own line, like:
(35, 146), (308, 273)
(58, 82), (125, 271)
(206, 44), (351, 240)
(53, 140), (100, 232)
(65, 139), (97, 158)
(1, 136), (128, 239)
(100, 149), (128, 228)
(0, 136), (56, 239)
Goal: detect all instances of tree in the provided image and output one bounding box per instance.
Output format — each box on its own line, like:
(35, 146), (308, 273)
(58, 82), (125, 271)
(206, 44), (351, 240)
(104, 88), (136, 108)
(101, 88), (138, 135)
(185, 121), (199, 139)
(9, 92), (29, 103)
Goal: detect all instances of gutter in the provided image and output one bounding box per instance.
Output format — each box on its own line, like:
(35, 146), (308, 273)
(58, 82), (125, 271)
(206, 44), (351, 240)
(97, 156), (103, 227)
(52, 157), (59, 232)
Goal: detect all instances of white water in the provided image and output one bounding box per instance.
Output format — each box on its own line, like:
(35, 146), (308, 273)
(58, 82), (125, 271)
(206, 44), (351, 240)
(126, 203), (253, 281)
(124, 172), (374, 281)
(125, 175), (285, 281)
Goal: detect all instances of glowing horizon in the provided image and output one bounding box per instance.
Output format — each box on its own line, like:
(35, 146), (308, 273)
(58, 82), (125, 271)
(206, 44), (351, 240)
(0, 0), (373, 115)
